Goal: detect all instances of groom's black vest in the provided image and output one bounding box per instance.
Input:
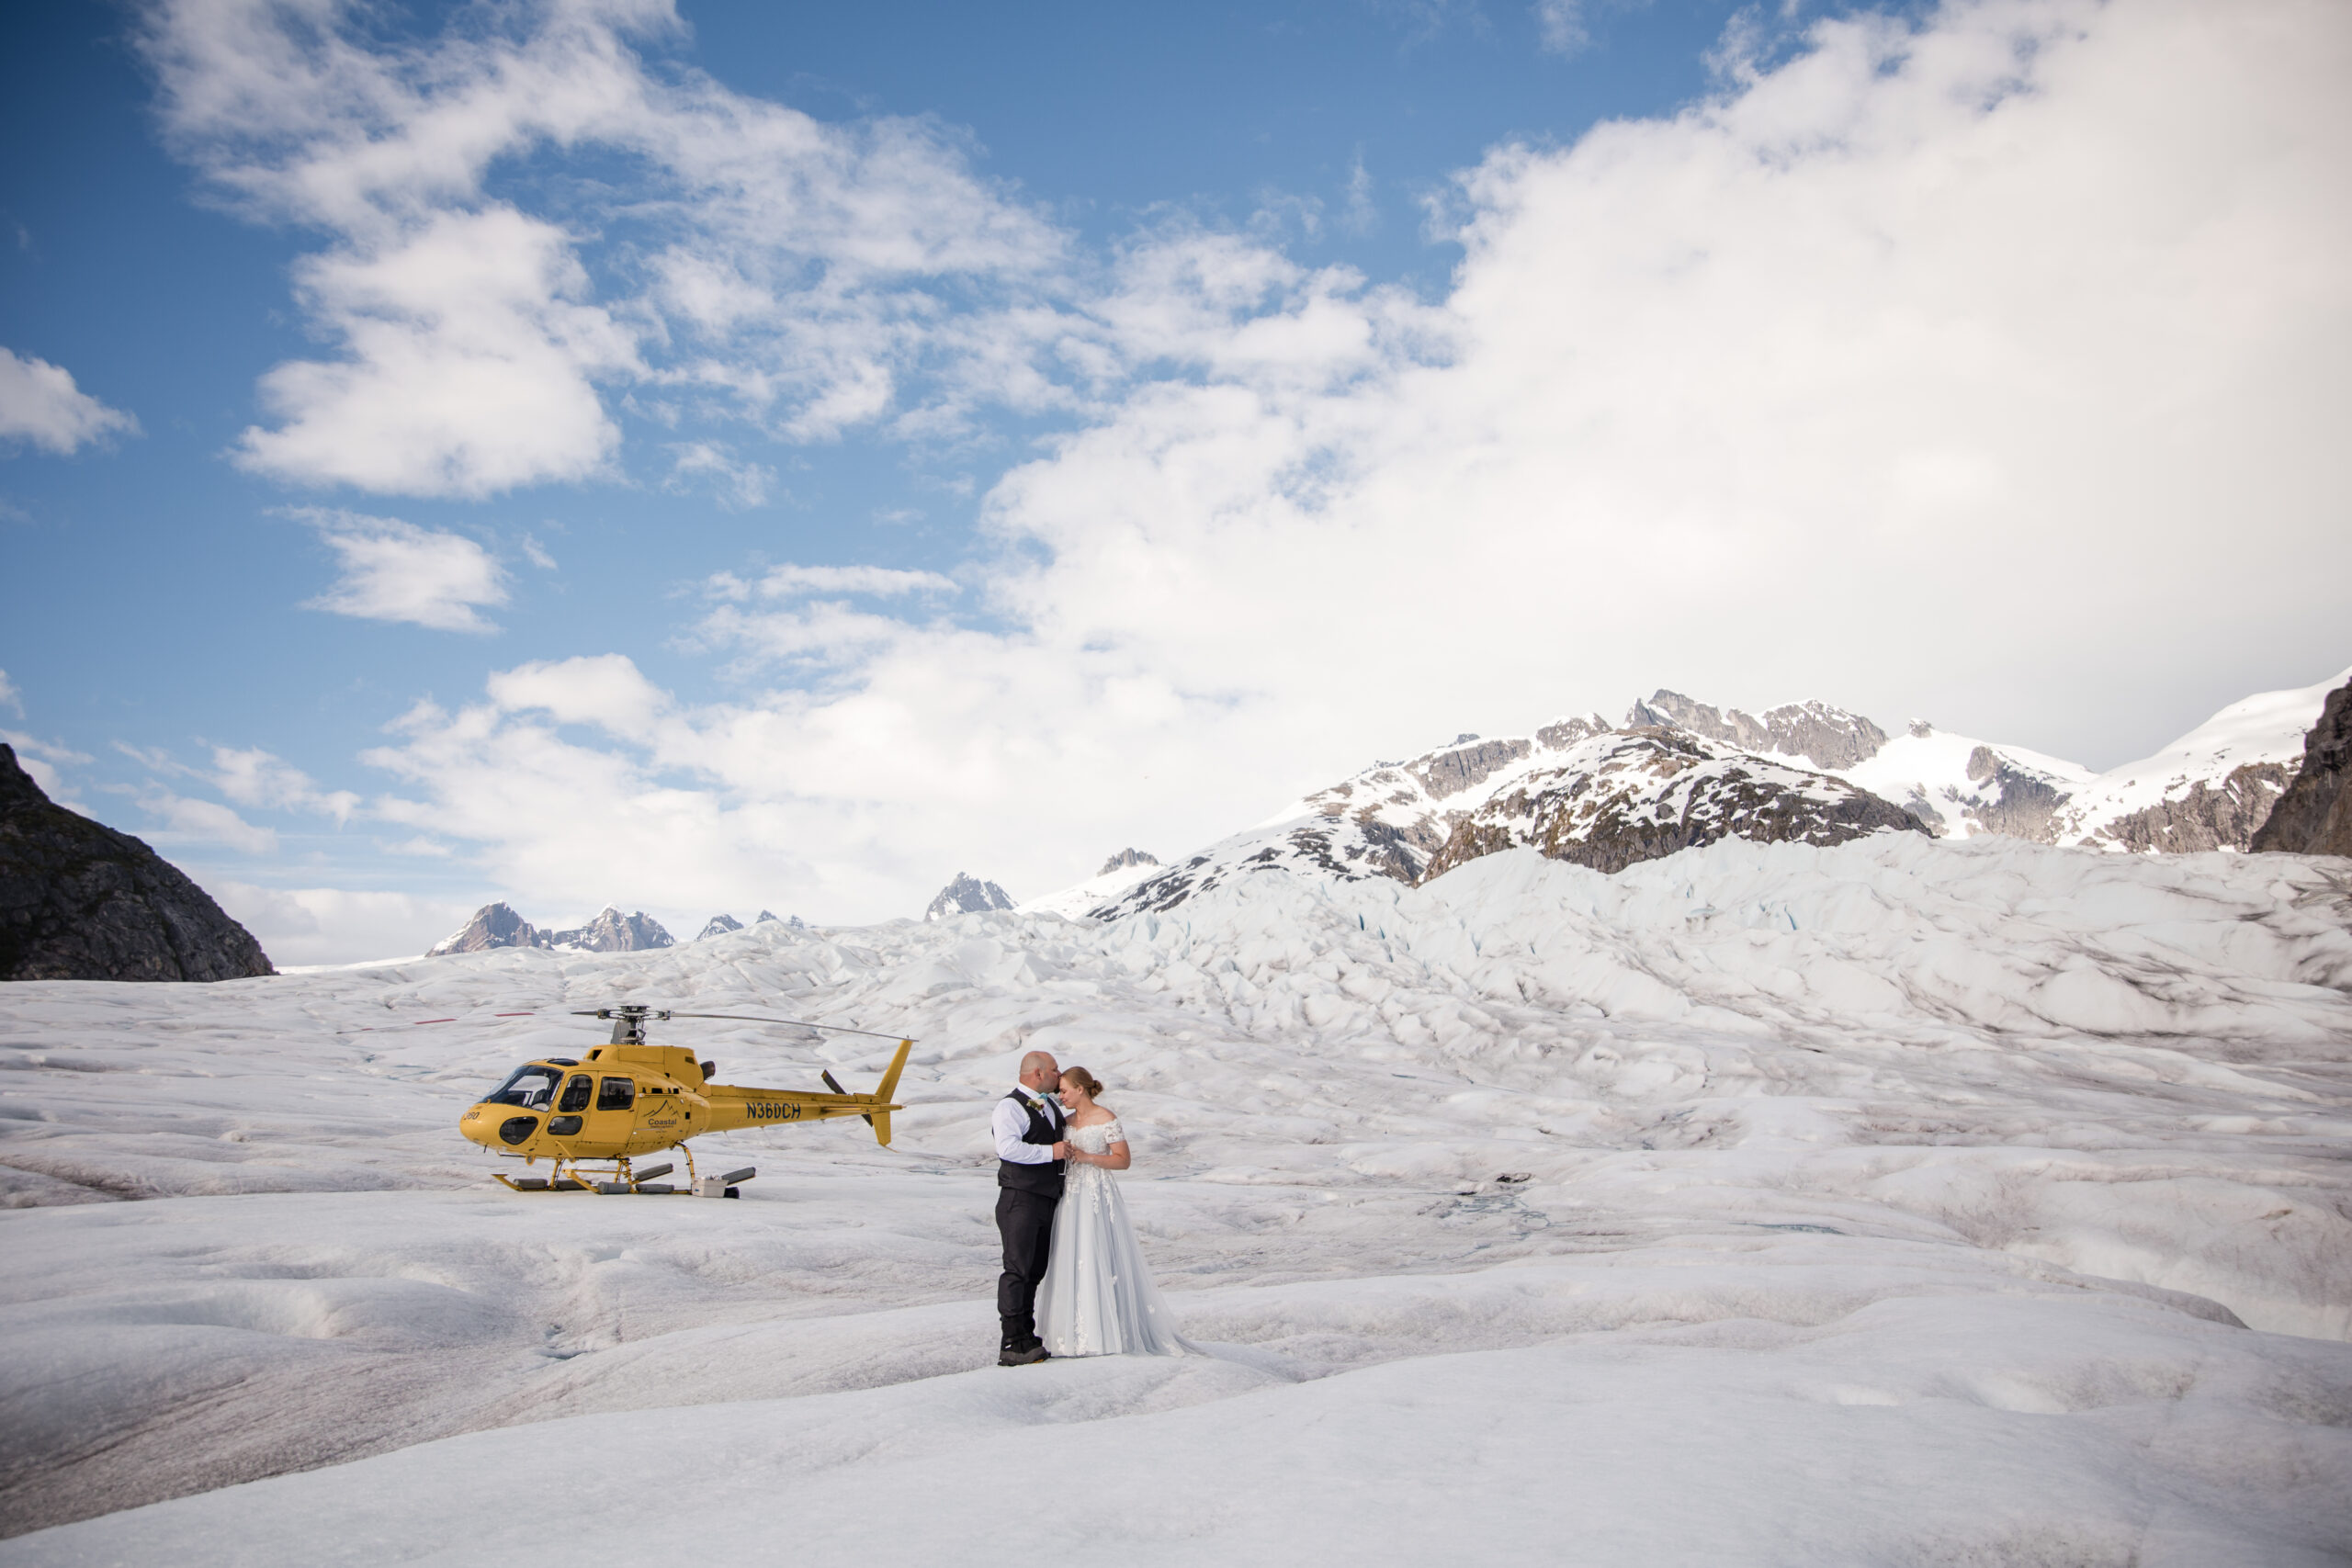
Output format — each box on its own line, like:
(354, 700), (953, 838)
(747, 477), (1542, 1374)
(998, 1090), (1066, 1196)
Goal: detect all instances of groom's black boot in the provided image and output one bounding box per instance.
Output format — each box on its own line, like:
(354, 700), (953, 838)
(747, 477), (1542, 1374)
(999, 1343), (1050, 1366)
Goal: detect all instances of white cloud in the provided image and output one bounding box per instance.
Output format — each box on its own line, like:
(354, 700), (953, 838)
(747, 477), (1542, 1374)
(0, 669), (21, 717)
(0, 348), (138, 455)
(1532, 0), (1595, 56)
(210, 746), (360, 824)
(206, 882), (479, 966)
(237, 210), (637, 496)
(743, 564), (959, 599)
(341, 0), (2352, 929)
(665, 441), (774, 509)
(141, 0), (1072, 497)
(139, 790), (279, 855)
(299, 509), (509, 633)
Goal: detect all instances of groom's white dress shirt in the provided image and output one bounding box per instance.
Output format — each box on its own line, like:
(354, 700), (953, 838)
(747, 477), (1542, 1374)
(994, 1088), (1061, 1164)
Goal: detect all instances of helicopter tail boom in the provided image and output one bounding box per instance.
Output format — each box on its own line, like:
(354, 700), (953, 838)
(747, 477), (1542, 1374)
(701, 1038), (913, 1145)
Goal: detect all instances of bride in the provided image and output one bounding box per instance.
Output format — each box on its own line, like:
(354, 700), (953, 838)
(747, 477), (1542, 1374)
(1035, 1066), (1196, 1357)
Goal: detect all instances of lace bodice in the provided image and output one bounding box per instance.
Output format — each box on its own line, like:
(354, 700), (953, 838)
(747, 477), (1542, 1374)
(1068, 1117), (1124, 1155)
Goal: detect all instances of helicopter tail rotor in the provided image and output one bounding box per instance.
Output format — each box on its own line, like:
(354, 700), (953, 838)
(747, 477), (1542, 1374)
(870, 1039), (910, 1147)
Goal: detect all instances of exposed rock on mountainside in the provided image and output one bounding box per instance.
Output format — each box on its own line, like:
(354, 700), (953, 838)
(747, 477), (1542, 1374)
(924, 874), (1013, 920)
(698, 914), (744, 940)
(1099, 848), (1160, 875)
(2252, 680), (2352, 856)
(427, 903), (674, 956)
(2067, 763), (2296, 854)
(426, 902), (544, 955)
(0, 743), (274, 982)
(546, 908), (673, 952)
(1629, 691), (1890, 771)
(1421, 729), (1929, 878)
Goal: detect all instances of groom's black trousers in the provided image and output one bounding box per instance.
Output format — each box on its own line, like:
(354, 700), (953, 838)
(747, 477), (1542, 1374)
(996, 1188), (1058, 1349)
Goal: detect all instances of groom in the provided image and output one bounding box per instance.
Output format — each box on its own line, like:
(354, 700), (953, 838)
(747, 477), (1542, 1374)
(992, 1050), (1069, 1366)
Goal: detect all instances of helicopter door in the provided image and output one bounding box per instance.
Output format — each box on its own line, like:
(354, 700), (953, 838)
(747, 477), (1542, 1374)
(547, 1074), (593, 1135)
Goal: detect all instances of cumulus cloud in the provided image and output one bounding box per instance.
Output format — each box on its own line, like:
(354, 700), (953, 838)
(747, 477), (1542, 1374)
(140, 0), (1072, 497)
(0, 347), (138, 455)
(341, 0), (2352, 928)
(300, 510), (509, 633)
(138, 789), (279, 855)
(0, 669), (21, 717)
(210, 746), (360, 824)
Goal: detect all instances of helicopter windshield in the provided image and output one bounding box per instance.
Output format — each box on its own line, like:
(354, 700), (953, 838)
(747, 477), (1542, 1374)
(485, 1064), (564, 1110)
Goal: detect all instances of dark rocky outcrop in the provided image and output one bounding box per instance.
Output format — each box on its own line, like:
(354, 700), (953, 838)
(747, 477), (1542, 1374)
(2252, 681), (2352, 856)
(1098, 848), (1161, 875)
(0, 743), (273, 982)
(1408, 738), (1534, 802)
(2090, 764), (2297, 854)
(698, 913), (745, 940)
(924, 873), (1013, 920)
(1962, 746), (2071, 841)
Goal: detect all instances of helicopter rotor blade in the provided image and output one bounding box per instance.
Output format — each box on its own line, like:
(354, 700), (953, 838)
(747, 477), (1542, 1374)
(663, 1012), (914, 1042)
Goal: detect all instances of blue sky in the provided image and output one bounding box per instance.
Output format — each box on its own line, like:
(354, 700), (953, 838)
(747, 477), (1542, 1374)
(3, 0), (2346, 962)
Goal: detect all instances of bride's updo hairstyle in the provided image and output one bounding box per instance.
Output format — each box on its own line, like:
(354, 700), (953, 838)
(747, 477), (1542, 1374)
(1059, 1066), (1106, 1106)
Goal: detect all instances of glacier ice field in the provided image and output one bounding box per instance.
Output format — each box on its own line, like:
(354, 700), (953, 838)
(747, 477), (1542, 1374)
(2, 837), (2349, 1563)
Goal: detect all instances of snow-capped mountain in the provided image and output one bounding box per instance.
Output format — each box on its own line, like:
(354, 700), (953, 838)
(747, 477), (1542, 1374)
(1080, 665), (2348, 920)
(426, 903), (675, 956)
(923, 873), (1014, 920)
(2046, 668), (2351, 852)
(1092, 722), (1927, 919)
(1420, 728), (1927, 877)
(1018, 850), (1163, 919)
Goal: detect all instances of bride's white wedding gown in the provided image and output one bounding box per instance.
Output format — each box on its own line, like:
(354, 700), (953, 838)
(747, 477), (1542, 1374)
(1035, 1117), (1196, 1357)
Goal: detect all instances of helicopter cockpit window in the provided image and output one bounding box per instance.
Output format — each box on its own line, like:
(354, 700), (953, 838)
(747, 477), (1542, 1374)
(557, 1075), (593, 1114)
(487, 1065), (563, 1109)
(597, 1077), (636, 1112)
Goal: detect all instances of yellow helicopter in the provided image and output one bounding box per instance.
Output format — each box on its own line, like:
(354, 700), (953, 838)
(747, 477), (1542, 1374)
(459, 1004), (910, 1195)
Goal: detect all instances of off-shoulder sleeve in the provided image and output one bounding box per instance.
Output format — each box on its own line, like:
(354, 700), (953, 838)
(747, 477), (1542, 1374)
(1102, 1117), (1125, 1145)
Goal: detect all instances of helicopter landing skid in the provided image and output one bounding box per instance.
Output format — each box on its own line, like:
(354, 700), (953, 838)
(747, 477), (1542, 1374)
(496, 1146), (699, 1194)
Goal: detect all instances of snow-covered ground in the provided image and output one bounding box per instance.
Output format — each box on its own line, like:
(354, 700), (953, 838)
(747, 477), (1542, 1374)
(4, 837), (2351, 1562)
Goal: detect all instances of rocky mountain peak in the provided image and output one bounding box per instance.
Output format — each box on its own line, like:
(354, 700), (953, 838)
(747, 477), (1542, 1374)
(555, 908), (673, 952)
(1, 742), (275, 982)
(1629, 690), (1890, 771)
(427, 902), (543, 956)
(426, 902), (674, 956)
(1098, 848), (1160, 875)
(697, 913), (745, 940)
(924, 873), (1014, 920)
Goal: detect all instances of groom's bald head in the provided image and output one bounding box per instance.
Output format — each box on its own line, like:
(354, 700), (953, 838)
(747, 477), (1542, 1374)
(1019, 1051), (1060, 1091)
